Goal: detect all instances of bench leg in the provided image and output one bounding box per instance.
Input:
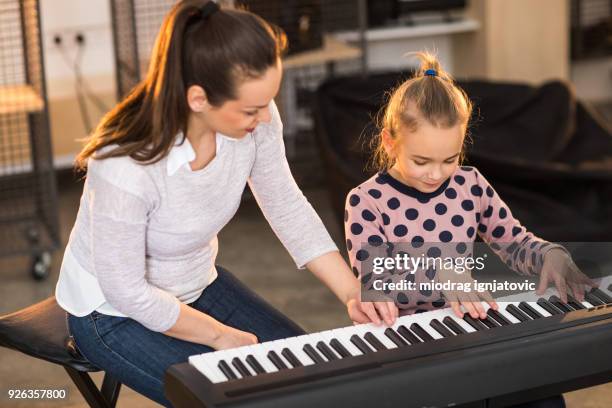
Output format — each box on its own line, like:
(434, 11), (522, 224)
(64, 366), (121, 408)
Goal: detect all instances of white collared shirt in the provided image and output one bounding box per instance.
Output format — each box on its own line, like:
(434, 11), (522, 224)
(55, 101), (337, 332)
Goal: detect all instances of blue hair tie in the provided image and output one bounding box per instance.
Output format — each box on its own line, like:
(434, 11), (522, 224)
(424, 69), (437, 77)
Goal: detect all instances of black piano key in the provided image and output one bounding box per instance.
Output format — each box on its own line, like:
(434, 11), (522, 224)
(364, 332), (387, 351)
(608, 284), (612, 292)
(384, 328), (408, 346)
(410, 323), (435, 342)
(231, 357), (252, 377)
(350, 334), (374, 354)
(316, 341), (339, 361)
(548, 296), (573, 313)
(397, 325), (422, 345)
(281, 348), (303, 368)
(329, 338), (352, 358)
(506, 304), (530, 322)
(480, 315), (500, 328)
(267, 350), (288, 370)
(303, 344), (326, 363)
(442, 316), (467, 334)
(486, 308), (511, 326)
(566, 295), (586, 310)
(463, 314), (488, 331)
(245, 355), (266, 374)
(590, 288), (612, 304)
(518, 302), (544, 319)
(585, 292), (604, 306)
(537, 298), (563, 315)
(218, 360), (238, 380)
(430, 319), (453, 337)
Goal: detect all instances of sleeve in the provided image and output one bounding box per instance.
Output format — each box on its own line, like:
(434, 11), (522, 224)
(472, 168), (564, 276)
(86, 158), (181, 332)
(248, 100), (337, 268)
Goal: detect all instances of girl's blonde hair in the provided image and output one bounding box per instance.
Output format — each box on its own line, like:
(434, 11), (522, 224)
(370, 51), (472, 171)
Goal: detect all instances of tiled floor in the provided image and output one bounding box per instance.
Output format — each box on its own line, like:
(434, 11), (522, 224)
(0, 170), (610, 407)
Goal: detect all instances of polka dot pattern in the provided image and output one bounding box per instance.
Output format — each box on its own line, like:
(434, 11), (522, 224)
(346, 168), (547, 305)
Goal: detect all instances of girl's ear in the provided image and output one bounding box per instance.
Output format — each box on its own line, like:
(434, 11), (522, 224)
(381, 128), (396, 158)
(187, 85), (208, 113)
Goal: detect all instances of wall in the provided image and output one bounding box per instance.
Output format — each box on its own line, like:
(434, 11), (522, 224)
(453, 0), (570, 84)
(40, 0), (116, 168)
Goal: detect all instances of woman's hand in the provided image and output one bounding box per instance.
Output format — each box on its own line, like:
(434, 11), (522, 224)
(537, 248), (596, 302)
(211, 323), (259, 350)
(347, 297), (398, 326)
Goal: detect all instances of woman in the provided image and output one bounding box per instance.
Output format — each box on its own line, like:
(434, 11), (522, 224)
(55, 1), (397, 406)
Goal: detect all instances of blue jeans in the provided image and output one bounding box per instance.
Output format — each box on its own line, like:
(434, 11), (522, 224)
(67, 266), (306, 407)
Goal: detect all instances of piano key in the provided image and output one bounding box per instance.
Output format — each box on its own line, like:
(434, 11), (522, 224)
(329, 338), (352, 357)
(363, 332), (387, 351)
(519, 302), (544, 319)
(396, 325), (422, 344)
(505, 304), (531, 322)
(566, 295), (586, 310)
(249, 340), (283, 372)
(608, 283), (612, 292)
(585, 292), (604, 306)
(218, 359), (239, 381)
(267, 350), (288, 370)
(430, 319), (454, 337)
(189, 355), (226, 383)
(463, 314), (488, 331)
(442, 316), (468, 334)
(231, 357), (253, 377)
(590, 288), (612, 304)
(384, 327), (408, 346)
(303, 343), (326, 363)
(549, 296), (573, 313)
(537, 298), (563, 315)
(486, 308), (511, 326)
(316, 341), (339, 361)
(480, 315), (500, 328)
(328, 328), (364, 356)
(281, 348), (303, 368)
(350, 334), (375, 354)
(203, 351), (244, 380)
(245, 354), (266, 374)
(410, 323), (436, 341)
(284, 336), (316, 366)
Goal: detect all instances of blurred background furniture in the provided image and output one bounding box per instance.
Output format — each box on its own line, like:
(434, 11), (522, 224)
(0, 0), (59, 280)
(313, 71), (612, 242)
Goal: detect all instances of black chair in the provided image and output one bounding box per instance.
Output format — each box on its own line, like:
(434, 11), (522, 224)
(0, 297), (122, 407)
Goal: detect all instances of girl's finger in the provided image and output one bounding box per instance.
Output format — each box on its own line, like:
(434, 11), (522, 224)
(450, 301), (463, 318)
(462, 301), (479, 319)
(554, 276), (568, 303)
(361, 301), (382, 325)
(375, 302), (394, 326)
(537, 268), (550, 295)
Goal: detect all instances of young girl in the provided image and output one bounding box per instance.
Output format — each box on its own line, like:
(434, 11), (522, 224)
(56, 1), (396, 406)
(345, 52), (592, 326)
(344, 52), (595, 408)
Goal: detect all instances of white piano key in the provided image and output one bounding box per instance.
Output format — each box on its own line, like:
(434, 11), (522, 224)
(191, 353), (230, 383)
(527, 301), (553, 317)
(284, 335), (316, 366)
(328, 326), (364, 356)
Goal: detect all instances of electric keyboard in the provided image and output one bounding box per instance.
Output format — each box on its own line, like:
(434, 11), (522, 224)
(165, 277), (612, 408)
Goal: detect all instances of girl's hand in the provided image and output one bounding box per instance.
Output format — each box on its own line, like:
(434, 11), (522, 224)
(537, 248), (596, 303)
(211, 323), (258, 350)
(347, 297), (398, 326)
(435, 267), (497, 320)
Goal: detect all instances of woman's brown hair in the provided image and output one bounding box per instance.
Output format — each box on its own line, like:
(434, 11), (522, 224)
(75, 0), (286, 170)
(370, 51), (472, 171)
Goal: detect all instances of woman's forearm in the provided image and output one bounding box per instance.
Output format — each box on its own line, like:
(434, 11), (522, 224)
(163, 302), (223, 346)
(306, 251), (360, 305)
